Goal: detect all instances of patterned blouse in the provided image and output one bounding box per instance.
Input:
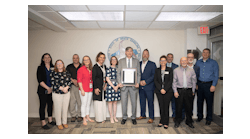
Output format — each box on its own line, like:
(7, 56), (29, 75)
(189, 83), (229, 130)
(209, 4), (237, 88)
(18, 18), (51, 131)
(50, 71), (72, 94)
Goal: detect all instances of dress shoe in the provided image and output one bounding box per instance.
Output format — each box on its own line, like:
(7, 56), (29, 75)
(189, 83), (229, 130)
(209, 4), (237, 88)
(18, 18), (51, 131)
(121, 119), (127, 125)
(186, 123), (195, 128)
(205, 121), (211, 125)
(174, 123), (180, 128)
(147, 119), (153, 123)
(196, 118), (202, 122)
(157, 124), (163, 127)
(48, 121), (56, 126)
(71, 117), (76, 122)
(42, 124), (50, 130)
(164, 125), (168, 129)
(136, 116), (146, 120)
(132, 119), (137, 125)
(77, 117), (83, 122)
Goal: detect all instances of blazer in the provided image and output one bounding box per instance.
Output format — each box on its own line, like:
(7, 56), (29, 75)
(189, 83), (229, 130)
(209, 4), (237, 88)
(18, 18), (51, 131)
(139, 60), (156, 91)
(154, 67), (173, 94)
(92, 63), (107, 101)
(171, 62), (179, 70)
(117, 57), (141, 91)
(36, 65), (54, 94)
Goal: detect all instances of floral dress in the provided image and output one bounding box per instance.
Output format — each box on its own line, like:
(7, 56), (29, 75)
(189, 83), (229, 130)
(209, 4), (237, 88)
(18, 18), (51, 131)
(105, 66), (121, 101)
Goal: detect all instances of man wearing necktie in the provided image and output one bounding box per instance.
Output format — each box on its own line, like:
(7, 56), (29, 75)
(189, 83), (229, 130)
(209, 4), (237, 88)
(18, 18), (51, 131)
(166, 53), (185, 121)
(172, 57), (197, 128)
(117, 47), (141, 125)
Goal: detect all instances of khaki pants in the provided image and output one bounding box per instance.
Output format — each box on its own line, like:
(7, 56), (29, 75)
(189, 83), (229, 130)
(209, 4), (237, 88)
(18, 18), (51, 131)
(69, 85), (81, 117)
(52, 92), (70, 125)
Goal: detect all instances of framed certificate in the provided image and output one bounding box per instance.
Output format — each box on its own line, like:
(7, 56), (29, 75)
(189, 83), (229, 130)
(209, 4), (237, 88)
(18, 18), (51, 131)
(121, 68), (137, 86)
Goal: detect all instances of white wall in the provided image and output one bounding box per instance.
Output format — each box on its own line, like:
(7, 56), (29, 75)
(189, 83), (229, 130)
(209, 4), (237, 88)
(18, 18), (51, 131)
(28, 29), (188, 118)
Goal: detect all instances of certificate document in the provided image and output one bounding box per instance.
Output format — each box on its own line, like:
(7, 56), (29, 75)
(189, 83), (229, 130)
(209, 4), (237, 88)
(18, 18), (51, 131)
(121, 68), (137, 86)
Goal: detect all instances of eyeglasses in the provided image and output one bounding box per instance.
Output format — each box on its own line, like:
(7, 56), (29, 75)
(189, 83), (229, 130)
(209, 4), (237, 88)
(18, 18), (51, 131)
(57, 63), (63, 65)
(187, 57), (194, 58)
(84, 59), (90, 61)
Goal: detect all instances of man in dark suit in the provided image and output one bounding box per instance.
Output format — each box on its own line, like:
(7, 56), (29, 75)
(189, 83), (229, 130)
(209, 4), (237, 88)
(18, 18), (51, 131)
(136, 49), (156, 123)
(166, 53), (185, 121)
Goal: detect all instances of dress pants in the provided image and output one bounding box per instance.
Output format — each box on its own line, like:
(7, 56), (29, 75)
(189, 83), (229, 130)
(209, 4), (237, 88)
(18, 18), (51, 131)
(94, 90), (107, 122)
(52, 92), (70, 125)
(156, 91), (172, 125)
(171, 95), (185, 119)
(121, 87), (137, 120)
(37, 93), (53, 120)
(175, 88), (193, 124)
(139, 89), (154, 119)
(197, 81), (214, 121)
(69, 85), (81, 118)
(79, 91), (92, 117)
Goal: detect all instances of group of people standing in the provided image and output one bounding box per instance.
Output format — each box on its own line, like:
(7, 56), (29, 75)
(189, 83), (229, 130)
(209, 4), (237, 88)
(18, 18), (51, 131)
(36, 46), (219, 130)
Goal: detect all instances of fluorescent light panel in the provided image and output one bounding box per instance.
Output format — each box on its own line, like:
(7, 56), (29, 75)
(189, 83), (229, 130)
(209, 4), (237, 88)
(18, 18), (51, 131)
(59, 12), (123, 21)
(156, 12), (222, 21)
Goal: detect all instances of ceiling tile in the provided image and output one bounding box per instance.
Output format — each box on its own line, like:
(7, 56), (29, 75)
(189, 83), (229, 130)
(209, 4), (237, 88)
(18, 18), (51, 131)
(126, 12), (158, 21)
(171, 21), (218, 30)
(125, 22), (151, 29)
(71, 22), (100, 28)
(55, 21), (75, 28)
(149, 21), (179, 29)
(208, 14), (223, 22)
(126, 5), (163, 11)
(48, 5), (88, 11)
(38, 12), (66, 22)
(28, 5), (53, 12)
(162, 5), (202, 12)
(87, 5), (124, 11)
(196, 5), (223, 12)
(98, 22), (124, 28)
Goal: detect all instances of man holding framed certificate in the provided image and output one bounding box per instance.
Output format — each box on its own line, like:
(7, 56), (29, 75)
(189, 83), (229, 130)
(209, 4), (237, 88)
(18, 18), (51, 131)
(117, 47), (141, 125)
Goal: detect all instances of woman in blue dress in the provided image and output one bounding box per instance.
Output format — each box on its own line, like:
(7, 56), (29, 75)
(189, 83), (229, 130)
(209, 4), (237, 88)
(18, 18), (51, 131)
(105, 56), (121, 123)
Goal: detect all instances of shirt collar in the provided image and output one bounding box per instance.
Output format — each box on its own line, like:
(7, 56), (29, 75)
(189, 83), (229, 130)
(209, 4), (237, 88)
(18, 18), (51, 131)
(180, 66), (188, 71)
(202, 58), (210, 63)
(142, 60), (148, 65)
(187, 64), (194, 68)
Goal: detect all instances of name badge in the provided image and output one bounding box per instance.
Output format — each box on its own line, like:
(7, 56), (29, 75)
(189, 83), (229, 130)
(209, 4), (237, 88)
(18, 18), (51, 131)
(165, 71), (169, 74)
(89, 83), (93, 89)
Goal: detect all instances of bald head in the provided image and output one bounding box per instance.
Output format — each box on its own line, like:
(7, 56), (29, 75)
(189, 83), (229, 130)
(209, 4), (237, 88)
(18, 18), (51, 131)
(180, 57), (188, 68)
(187, 53), (194, 64)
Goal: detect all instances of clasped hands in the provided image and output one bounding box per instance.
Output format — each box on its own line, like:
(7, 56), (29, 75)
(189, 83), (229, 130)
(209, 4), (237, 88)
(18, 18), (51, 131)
(59, 86), (69, 94)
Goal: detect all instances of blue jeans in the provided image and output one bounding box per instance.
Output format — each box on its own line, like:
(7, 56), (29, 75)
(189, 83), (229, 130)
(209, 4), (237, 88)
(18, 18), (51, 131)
(139, 89), (154, 119)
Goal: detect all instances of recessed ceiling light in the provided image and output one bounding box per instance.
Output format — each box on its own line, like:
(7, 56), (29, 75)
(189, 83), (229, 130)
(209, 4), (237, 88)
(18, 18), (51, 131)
(156, 12), (222, 21)
(59, 12), (123, 21)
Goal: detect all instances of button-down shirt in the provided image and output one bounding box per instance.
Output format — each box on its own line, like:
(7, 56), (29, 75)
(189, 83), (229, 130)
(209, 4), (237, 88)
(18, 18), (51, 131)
(195, 58), (219, 86)
(167, 62), (172, 68)
(126, 57), (132, 68)
(172, 66), (197, 93)
(66, 63), (81, 79)
(141, 60), (148, 73)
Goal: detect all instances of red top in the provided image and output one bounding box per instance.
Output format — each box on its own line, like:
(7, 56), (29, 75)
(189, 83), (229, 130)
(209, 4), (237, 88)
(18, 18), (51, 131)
(77, 65), (93, 92)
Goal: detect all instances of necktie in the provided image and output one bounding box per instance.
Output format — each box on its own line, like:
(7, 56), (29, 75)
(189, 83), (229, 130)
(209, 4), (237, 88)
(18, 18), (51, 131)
(128, 59), (130, 68)
(183, 68), (187, 88)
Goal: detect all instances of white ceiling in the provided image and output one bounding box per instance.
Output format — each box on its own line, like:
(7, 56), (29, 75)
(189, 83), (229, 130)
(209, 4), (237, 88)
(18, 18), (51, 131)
(28, 5), (223, 32)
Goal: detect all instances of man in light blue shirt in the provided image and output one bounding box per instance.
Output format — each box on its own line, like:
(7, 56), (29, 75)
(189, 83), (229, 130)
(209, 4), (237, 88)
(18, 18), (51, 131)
(195, 48), (219, 125)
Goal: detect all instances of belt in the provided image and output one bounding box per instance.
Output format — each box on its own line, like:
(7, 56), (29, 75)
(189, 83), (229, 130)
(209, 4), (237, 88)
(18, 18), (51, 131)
(198, 80), (213, 84)
(177, 88), (192, 90)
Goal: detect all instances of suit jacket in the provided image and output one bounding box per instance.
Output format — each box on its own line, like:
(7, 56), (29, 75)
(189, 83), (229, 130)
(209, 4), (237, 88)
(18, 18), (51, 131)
(92, 63), (107, 101)
(154, 67), (173, 94)
(139, 60), (156, 91)
(117, 57), (141, 91)
(171, 62), (179, 70)
(36, 65), (54, 94)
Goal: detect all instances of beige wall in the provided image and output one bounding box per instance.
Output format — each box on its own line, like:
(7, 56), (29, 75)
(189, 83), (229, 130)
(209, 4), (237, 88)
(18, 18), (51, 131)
(28, 30), (186, 118)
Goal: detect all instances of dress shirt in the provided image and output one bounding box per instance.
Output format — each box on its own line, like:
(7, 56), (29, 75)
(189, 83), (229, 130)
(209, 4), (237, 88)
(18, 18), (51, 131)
(126, 57), (132, 68)
(172, 66), (196, 93)
(187, 64), (194, 69)
(66, 63), (81, 79)
(195, 58), (219, 86)
(141, 60), (148, 73)
(167, 62), (172, 68)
